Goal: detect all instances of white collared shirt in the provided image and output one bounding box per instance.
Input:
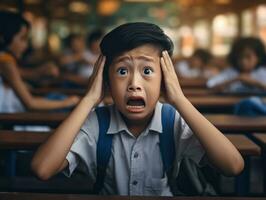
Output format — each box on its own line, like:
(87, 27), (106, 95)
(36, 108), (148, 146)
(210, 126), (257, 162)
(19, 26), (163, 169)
(207, 66), (266, 92)
(65, 102), (205, 196)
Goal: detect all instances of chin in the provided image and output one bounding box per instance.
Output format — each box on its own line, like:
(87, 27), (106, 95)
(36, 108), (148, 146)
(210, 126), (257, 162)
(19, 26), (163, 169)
(122, 108), (154, 122)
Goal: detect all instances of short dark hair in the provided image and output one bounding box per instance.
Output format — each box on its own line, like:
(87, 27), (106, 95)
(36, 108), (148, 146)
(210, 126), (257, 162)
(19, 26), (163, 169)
(100, 22), (174, 82)
(192, 48), (212, 64)
(64, 33), (82, 48)
(228, 37), (266, 71)
(87, 29), (104, 47)
(0, 10), (30, 50)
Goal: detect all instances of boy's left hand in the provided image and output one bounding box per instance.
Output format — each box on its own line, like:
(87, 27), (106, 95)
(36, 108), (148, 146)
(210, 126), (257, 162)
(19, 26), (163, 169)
(160, 51), (185, 105)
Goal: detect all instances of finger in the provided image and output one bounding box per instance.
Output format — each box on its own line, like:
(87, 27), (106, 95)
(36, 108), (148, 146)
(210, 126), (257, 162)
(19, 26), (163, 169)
(95, 55), (103, 71)
(160, 56), (167, 74)
(163, 51), (175, 73)
(162, 51), (171, 70)
(91, 55), (103, 77)
(98, 56), (106, 75)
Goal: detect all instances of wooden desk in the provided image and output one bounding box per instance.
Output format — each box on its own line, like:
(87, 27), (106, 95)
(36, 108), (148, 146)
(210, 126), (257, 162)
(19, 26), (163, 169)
(32, 88), (86, 96)
(205, 114), (266, 133)
(1, 112), (266, 133)
(188, 96), (266, 113)
(179, 78), (207, 88)
(0, 112), (67, 127)
(0, 130), (51, 150)
(251, 133), (266, 194)
(0, 192), (265, 200)
(226, 134), (261, 156)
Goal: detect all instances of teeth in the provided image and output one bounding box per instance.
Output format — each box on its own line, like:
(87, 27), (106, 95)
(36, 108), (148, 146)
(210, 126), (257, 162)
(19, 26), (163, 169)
(127, 105), (145, 109)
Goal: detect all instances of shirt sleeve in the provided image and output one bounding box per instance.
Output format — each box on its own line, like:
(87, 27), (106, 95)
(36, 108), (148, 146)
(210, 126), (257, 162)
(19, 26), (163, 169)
(0, 53), (16, 65)
(253, 67), (266, 84)
(64, 110), (99, 182)
(206, 68), (237, 88)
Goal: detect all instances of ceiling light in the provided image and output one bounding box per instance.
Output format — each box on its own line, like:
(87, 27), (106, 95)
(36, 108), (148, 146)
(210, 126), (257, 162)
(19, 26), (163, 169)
(69, 1), (90, 14)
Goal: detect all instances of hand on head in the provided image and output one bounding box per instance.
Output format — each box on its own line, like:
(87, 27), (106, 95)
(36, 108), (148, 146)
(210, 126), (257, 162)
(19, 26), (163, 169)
(86, 54), (106, 107)
(160, 50), (184, 104)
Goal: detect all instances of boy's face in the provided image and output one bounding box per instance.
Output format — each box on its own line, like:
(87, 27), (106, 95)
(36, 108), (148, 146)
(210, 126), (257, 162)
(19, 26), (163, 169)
(108, 44), (162, 123)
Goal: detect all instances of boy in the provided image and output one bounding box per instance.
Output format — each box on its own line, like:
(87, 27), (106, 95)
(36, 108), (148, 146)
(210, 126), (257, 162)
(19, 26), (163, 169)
(31, 22), (244, 196)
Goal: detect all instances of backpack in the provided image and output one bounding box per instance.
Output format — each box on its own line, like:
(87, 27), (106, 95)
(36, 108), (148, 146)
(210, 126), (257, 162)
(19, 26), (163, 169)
(93, 103), (218, 195)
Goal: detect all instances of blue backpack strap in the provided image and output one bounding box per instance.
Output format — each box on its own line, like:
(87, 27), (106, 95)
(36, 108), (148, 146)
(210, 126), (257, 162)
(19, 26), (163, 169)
(159, 103), (176, 173)
(93, 106), (113, 193)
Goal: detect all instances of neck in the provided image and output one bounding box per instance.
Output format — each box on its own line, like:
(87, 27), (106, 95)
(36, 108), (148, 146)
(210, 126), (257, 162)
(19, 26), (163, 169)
(121, 112), (154, 138)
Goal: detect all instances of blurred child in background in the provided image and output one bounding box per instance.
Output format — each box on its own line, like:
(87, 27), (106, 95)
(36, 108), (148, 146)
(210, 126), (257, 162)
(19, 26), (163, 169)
(175, 48), (218, 78)
(207, 37), (266, 92)
(0, 10), (79, 113)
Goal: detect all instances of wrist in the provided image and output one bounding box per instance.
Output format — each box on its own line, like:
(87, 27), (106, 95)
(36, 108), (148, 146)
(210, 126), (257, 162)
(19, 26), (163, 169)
(171, 94), (188, 110)
(82, 94), (99, 109)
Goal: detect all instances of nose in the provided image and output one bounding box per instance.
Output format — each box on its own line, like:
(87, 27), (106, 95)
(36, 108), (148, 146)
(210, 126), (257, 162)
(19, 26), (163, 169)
(127, 73), (142, 92)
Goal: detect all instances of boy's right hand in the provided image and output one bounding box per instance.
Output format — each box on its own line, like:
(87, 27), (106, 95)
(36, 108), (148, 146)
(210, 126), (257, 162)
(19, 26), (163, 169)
(85, 55), (106, 107)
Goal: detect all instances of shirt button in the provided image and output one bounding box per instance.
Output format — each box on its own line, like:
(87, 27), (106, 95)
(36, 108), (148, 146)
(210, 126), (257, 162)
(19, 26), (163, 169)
(132, 180), (138, 185)
(134, 152), (139, 158)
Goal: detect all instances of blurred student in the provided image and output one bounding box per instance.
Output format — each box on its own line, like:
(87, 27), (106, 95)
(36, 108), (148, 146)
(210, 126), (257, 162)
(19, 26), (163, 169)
(175, 49), (218, 78)
(80, 29), (104, 77)
(59, 33), (87, 74)
(0, 10), (79, 113)
(207, 37), (266, 92)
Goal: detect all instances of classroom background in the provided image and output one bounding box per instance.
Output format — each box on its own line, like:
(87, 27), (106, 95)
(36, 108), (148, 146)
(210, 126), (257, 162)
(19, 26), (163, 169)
(1, 0), (266, 199)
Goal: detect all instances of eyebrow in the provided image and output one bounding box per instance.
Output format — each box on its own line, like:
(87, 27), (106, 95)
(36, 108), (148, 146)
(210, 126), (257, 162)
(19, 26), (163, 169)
(114, 55), (155, 63)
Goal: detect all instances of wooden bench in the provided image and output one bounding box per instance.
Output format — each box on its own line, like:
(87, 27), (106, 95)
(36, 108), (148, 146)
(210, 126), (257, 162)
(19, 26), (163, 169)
(226, 134), (261, 195)
(251, 133), (266, 195)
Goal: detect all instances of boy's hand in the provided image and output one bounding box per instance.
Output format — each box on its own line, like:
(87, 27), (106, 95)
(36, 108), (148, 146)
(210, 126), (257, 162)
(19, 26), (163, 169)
(85, 54), (106, 107)
(160, 51), (185, 105)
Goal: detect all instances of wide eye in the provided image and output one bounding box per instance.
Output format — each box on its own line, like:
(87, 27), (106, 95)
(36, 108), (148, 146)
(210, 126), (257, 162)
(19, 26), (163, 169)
(143, 67), (153, 75)
(117, 68), (128, 76)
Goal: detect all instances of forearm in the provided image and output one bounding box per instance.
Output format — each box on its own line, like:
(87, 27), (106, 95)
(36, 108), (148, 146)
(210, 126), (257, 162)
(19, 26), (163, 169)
(19, 67), (39, 79)
(242, 79), (266, 90)
(31, 96), (95, 180)
(24, 97), (70, 111)
(173, 96), (244, 176)
(210, 79), (236, 92)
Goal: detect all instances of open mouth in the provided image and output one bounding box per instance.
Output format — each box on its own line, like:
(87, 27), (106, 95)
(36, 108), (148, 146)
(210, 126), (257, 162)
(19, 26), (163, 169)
(126, 97), (145, 112)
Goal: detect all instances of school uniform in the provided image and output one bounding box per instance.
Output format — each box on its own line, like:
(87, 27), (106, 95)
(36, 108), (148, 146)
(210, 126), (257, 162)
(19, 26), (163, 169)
(0, 52), (25, 113)
(64, 102), (205, 196)
(207, 66), (266, 92)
